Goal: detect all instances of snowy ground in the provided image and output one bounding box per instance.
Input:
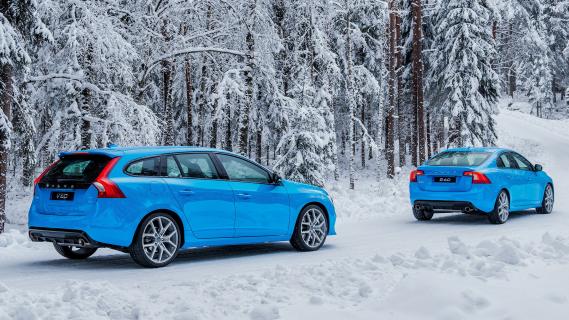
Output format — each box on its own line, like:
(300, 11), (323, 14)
(1, 108), (569, 319)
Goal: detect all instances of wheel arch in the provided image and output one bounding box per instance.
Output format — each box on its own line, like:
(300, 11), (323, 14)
(298, 202), (330, 232)
(500, 187), (511, 199)
(130, 209), (185, 248)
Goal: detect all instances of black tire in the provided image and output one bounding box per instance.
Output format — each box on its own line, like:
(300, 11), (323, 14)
(290, 205), (329, 252)
(53, 243), (97, 260)
(488, 190), (510, 224)
(536, 184), (554, 214)
(413, 207), (434, 221)
(129, 212), (181, 268)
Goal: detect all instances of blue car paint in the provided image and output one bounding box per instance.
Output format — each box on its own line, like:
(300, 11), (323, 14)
(29, 147), (336, 249)
(409, 147), (553, 213)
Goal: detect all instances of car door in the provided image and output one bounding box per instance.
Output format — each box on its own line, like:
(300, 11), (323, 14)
(510, 153), (541, 206)
(163, 153), (235, 239)
(214, 153), (290, 237)
(496, 152), (525, 208)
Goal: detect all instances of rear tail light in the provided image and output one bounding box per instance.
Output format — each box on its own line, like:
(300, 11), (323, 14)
(33, 160), (60, 186)
(410, 169), (424, 182)
(464, 171), (491, 184)
(93, 157), (126, 198)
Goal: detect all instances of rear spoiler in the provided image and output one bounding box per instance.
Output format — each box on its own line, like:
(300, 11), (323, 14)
(58, 150), (121, 158)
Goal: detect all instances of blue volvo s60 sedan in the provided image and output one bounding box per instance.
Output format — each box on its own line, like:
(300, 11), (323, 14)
(28, 147), (336, 267)
(410, 148), (554, 224)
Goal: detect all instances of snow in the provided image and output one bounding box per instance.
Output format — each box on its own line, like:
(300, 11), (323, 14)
(2, 108), (569, 319)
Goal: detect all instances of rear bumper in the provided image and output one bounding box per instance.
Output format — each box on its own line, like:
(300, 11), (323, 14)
(28, 198), (146, 248)
(29, 227), (100, 248)
(410, 184), (497, 213)
(413, 200), (478, 213)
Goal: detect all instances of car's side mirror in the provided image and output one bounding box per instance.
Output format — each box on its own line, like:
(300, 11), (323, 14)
(534, 164), (543, 172)
(270, 172), (282, 184)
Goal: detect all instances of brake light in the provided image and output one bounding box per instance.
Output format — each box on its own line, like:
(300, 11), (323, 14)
(410, 169), (424, 182)
(33, 160), (60, 185)
(93, 157), (126, 198)
(464, 171), (491, 184)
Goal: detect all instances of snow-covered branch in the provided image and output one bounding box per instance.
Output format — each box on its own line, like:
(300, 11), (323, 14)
(140, 47), (246, 81)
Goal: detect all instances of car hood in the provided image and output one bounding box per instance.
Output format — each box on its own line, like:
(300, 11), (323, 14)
(282, 179), (328, 195)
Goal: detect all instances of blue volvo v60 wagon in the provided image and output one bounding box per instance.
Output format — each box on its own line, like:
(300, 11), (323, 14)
(28, 147), (336, 267)
(410, 148), (554, 224)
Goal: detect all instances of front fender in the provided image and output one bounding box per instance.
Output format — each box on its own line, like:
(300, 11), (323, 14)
(284, 181), (337, 236)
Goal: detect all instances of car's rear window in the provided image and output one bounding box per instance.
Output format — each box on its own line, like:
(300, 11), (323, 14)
(427, 151), (491, 167)
(41, 155), (111, 184)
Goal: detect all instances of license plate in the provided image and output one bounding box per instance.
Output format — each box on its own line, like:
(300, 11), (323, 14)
(434, 177), (456, 183)
(51, 192), (75, 201)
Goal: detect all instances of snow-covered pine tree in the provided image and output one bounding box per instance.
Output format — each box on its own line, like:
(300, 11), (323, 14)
(342, 0), (357, 188)
(273, 0), (338, 186)
(0, 0), (50, 233)
(12, 87), (36, 187)
(543, 0), (569, 103)
(402, 0), (439, 162)
(526, 55), (554, 118)
(428, 0), (499, 147)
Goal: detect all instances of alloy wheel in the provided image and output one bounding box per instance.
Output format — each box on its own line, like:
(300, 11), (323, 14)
(544, 185), (554, 213)
(498, 192), (510, 222)
(300, 208), (328, 248)
(142, 216), (179, 264)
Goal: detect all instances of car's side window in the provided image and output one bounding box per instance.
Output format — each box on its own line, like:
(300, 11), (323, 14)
(511, 153), (533, 171)
(125, 157), (160, 176)
(216, 154), (270, 184)
(175, 153), (219, 179)
(165, 156), (182, 178)
(497, 154), (513, 169)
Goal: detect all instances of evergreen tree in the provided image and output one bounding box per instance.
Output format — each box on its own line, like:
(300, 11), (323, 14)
(428, 0), (499, 147)
(273, 0), (339, 186)
(0, 0), (50, 233)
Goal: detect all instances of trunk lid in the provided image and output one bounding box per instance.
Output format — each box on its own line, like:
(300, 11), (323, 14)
(36, 155), (111, 216)
(416, 166), (476, 192)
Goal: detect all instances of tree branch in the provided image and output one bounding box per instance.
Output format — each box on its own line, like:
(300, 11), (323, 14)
(140, 47), (246, 82)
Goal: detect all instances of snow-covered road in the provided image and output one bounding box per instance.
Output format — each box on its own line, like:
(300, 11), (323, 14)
(1, 109), (569, 319)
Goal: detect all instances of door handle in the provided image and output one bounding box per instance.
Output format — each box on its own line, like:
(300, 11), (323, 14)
(236, 193), (252, 199)
(179, 190), (195, 196)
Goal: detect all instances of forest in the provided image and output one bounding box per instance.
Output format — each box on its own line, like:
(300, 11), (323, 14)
(1, 0), (568, 232)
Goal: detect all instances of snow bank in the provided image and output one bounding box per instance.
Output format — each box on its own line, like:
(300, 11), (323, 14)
(373, 234), (569, 320)
(1, 234), (568, 320)
(326, 171), (410, 221)
(0, 229), (31, 248)
(5, 190), (32, 225)
(0, 281), (141, 320)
